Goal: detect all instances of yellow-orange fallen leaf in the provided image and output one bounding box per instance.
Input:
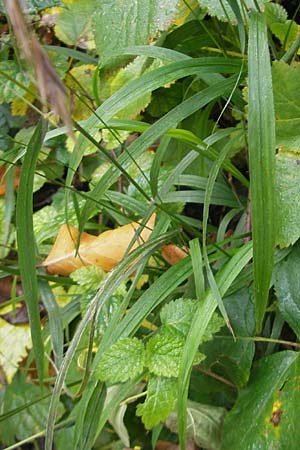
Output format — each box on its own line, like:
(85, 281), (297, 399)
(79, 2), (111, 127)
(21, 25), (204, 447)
(42, 214), (155, 276)
(160, 244), (189, 266)
(0, 165), (21, 195)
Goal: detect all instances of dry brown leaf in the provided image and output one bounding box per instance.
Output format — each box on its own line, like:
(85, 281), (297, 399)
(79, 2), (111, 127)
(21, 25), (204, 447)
(160, 244), (189, 265)
(0, 165), (21, 195)
(42, 214), (156, 276)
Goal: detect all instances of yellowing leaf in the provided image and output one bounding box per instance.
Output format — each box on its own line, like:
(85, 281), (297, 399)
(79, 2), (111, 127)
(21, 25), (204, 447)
(42, 214), (156, 276)
(0, 318), (32, 383)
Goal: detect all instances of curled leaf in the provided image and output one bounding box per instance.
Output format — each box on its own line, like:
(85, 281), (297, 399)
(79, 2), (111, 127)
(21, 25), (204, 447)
(42, 214), (155, 276)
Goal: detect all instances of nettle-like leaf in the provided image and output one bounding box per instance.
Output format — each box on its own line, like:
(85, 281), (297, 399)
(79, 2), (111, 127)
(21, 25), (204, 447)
(93, 0), (180, 66)
(197, 0), (269, 23)
(274, 245), (300, 337)
(0, 60), (30, 104)
(136, 375), (177, 429)
(271, 21), (300, 52)
(95, 337), (145, 383)
(166, 400), (226, 450)
(0, 318), (32, 383)
(273, 60), (300, 152)
(145, 327), (186, 377)
(264, 3), (288, 25)
(160, 298), (197, 335)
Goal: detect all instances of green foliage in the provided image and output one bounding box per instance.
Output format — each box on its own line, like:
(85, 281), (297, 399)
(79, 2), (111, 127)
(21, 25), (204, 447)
(197, 0), (269, 23)
(136, 376), (177, 428)
(96, 337), (145, 383)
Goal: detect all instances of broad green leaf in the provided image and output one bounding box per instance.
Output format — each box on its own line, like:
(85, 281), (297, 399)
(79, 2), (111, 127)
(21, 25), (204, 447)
(54, 1), (95, 48)
(0, 373), (64, 446)
(248, 11), (276, 332)
(271, 21), (300, 51)
(16, 119), (47, 381)
(264, 2), (287, 25)
(160, 298), (197, 336)
(93, 0), (180, 66)
(166, 400), (226, 450)
(222, 351), (300, 449)
(274, 245), (300, 337)
(0, 318), (32, 383)
(96, 337), (145, 383)
(273, 61), (300, 151)
(136, 376), (177, 429)
(197, 0), (269, 23)
(223, 287), (256, 336)
(145, 327), (186, 377)
(275, 151), (300, 247)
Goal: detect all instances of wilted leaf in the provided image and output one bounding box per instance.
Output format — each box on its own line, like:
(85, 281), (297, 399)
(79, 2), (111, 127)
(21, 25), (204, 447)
(166, 400), (226, 450)
(160, 245), (189, 266)
(42, 214), (155, 275)
(136, 376), (177, 428)
(95, 337), (145, 383)
(0, 318), (32, 383)
(274, 245), (300, 337)
(223, 351), (300, 449)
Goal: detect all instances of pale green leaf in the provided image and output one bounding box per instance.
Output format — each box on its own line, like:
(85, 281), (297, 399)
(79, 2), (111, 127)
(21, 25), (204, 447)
(96, 337), (145, 383)
(70, 265), (106, 290)
(0, 60), (30, 104)
(275, 151), (300, 247)
(264, 2), (288, 25)
(197, 0), (269, 23)
(0, 318), (32, 384)
(145, 327), (185, 377)
(93, 0), (180, 66)
(160, 298), (197, 336)
(273, 60), (300, 151)
(271, 21), (300, 51)
(136, 376), (177, 429)
(166, 400), (226, 450)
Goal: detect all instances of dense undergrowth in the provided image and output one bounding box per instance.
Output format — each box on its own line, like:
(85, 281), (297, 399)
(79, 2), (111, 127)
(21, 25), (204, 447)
(1, 0), (300, 449)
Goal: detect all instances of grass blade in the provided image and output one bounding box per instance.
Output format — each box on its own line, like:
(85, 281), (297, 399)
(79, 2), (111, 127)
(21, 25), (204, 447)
(248, 11), (276, 332)
(16, 119), (47, 382)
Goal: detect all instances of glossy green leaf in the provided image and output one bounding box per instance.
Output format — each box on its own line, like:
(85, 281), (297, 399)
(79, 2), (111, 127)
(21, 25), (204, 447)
(96, 337), (145, 383)
(136, 376), (177, 429)
(273, 61), (300, 151)
(16, 119), (47, 381)
(222, 351), (300, 449)
(274, 245), (300, 337)
(248, 11), (276, 332)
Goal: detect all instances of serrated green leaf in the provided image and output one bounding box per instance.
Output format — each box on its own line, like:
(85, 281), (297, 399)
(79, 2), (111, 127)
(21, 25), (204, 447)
(166, 400), (226, 450)
(275, 150), (300, 247)
(160, 298), (197, 336)
(264, 2), (288, 25)
(197, 0), (269, 23)
(146, 327), (185, 377)
(273, 60), (300, 151)
(274, 245), (300, 337)
(222, 351), (300, 449)
(96, 337), (145, 383)
(136, 376), (177, 429)
(70, 265), (106, 289)
(93, 0), (180, 66)
(202, 312), (225, 343)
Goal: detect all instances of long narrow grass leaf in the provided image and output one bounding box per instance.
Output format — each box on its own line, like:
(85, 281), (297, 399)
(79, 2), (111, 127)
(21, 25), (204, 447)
(16, 119), (47, 382)
(248, 11), (276, 332)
